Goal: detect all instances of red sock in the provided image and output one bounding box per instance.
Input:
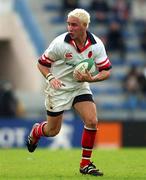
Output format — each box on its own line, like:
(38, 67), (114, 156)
(80, 126), (97, 167)
(32, 121), (47, 139)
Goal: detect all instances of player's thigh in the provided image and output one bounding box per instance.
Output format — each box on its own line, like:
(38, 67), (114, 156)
(73, 101), (98, 127)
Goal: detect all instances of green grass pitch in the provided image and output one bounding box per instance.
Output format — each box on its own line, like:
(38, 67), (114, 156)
(0, 148), (146, 180)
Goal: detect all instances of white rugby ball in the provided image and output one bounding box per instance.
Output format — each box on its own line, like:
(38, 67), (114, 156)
(73, 58), (96, 75)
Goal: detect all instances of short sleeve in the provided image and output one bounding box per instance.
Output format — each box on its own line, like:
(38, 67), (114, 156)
(38, 38), (62, 67)
(94, 39), (112, 71)
(45, 39), (61, 61)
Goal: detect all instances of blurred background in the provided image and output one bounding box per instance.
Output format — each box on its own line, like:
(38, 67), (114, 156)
(0, 0), (146, 149)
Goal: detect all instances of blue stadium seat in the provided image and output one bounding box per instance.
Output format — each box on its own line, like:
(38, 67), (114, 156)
(44, 4), (61, 11)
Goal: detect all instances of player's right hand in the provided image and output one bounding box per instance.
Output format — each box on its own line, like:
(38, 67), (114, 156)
(49, 78), (65, 89)
(73, 70), (94, 82)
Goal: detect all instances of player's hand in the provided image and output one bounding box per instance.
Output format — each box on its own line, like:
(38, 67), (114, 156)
(74, 70), (95, 82)
(49, 78), (65, 89)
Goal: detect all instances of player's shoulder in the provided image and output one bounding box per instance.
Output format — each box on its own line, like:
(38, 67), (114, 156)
(90, 33), (104, 45)
(88, 32), (105, 50)
(52, 32), (68, 44)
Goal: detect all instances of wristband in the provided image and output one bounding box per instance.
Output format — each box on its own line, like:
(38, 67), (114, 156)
(46, 73), (55, 82)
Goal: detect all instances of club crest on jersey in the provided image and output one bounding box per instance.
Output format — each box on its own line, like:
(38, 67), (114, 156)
(64, 52), (73, 60)
(88, 51), (93, 58)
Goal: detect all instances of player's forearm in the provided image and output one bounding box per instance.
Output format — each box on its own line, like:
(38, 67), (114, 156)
(37, 63), (51, 78)
(93, 70), (111, 82)
(37, 62), (65, 88)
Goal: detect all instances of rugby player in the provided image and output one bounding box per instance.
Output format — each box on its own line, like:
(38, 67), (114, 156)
(26, 8), (112, 176)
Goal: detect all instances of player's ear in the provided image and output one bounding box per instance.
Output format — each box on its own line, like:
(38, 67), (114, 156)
(83, 22), (87, 28)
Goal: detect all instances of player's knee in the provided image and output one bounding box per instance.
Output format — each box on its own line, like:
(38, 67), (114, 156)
(85, 118), (98, 128)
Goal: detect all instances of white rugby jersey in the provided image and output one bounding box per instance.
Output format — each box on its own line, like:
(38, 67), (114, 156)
(39, 31), (112, 91)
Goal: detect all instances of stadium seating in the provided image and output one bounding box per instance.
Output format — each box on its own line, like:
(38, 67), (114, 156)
(16, 0), (146, 120)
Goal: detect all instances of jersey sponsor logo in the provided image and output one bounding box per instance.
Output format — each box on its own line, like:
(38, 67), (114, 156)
(64, 52), (73, 60)
(66, 61), (76, 67)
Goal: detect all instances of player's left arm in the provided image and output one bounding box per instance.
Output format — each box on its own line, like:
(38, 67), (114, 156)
(92, 57), (112, 82)
(75, 68), (111, 82)
(90, 69), (111, 82)
(93, 39), (112, 82)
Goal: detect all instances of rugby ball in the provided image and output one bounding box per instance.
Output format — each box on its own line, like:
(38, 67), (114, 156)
(73, 58), (96, 75)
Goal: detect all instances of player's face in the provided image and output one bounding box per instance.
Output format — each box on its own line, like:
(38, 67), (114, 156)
(67, 16), (87, 40)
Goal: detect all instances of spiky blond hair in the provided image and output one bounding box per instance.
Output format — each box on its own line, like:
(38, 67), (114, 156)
(68, 8), (90, 28)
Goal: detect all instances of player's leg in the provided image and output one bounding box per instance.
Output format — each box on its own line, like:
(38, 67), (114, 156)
(43, 111), (64, 137)
(74, 101), (98, 166)
(73, 94), (103, 176)
(26, 111), (63, 152)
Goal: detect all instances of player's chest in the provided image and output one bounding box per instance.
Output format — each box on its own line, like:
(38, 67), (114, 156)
(63, 46), (95, 66)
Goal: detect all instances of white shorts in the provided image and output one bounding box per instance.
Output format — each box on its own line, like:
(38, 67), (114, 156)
(45, 86), (93, 113)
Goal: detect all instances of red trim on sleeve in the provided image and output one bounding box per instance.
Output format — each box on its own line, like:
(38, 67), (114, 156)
(43, 54), (54, 62)
(38, 59), (51, 67)
(38, 54), (54, 68)
(96, 58), (108, 65)
(38, 54), (54, 67)
(96, 58), (112, 71)
(97, 61), (112, 71)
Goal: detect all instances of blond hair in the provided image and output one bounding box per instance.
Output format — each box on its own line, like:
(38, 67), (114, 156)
(68, 8), (90, 28)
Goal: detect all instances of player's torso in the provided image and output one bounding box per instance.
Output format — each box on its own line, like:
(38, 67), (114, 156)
(52, 37), (98, 73)
(51, 42), (96, 89)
